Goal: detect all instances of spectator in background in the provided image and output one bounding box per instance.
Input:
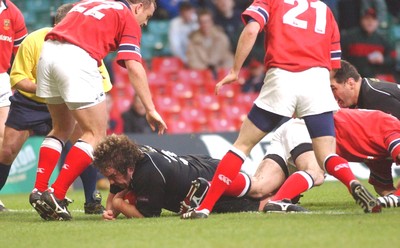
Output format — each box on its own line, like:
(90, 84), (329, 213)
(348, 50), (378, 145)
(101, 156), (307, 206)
(338, 0), (389, 32)
(106, 94), (123, 135)
(157, 0), (199, 19)
(240, 59), (264, 93)
(187, 8), (233, 73)
(168, 2), (198, 65)
(122, 94), (153, 134)
(0, 0), (28, 212)
(211, 0), (243, 53)
(341, 7), (397, 79)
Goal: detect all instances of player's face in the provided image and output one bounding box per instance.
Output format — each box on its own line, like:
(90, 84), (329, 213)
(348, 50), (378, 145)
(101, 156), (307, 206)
(330, 78), (357, 108)
(103, 167), (133, 188)
(134, 3), (155, 27)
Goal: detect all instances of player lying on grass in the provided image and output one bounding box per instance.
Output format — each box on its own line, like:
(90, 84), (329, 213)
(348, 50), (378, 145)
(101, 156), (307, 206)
(92, 134), (260, 219)
(203, 108), (399, 212)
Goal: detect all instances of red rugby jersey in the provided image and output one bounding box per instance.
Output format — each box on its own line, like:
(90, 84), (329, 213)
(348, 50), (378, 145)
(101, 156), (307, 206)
(242, 0), (341, 72)
(0, 0), (27, 73)
(335, 108), (400, 164)
(45, 0), (142, 67)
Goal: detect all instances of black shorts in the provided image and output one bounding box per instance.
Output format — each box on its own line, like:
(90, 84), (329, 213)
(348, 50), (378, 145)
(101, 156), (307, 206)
(5, 91), (52, 135)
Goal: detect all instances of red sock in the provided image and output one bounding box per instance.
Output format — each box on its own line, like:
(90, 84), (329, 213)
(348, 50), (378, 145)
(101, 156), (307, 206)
(272, 171), (313, 201)
(324, 154), (355, 191)
(52, 141), (93, 199)
(34, 137), (63, 192)
(224, 172), (251, 197)
(198, 149), (246, 212)
(394, 187), (400, 196)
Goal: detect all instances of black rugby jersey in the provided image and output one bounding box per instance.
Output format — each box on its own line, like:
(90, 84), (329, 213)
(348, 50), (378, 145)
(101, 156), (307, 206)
(111, 145), (218, 217)
(357, 78), (400, 119)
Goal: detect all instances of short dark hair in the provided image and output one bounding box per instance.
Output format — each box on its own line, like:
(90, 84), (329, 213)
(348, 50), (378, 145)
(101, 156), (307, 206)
(127, 0), (157, 10)
(54, 3), (74, 24)
(93, 134), (144, 175)
(332, 60), (361, 84)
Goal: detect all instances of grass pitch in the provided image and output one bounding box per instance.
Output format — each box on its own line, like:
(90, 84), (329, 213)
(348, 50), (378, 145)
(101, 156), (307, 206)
(0, 180), (398, 248)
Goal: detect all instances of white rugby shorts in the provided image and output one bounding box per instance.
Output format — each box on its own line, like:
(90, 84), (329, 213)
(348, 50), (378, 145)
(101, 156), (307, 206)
(0, 72), (12, 107)
(254, 67), (339, 117)
(36, 40), (105, 110)
(267, 118), (311, 168)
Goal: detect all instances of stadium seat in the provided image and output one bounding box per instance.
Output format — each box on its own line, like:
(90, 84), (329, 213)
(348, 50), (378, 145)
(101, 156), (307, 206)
(235, 93), (258, 110)
(180, 107), (208, 131)
(166, 119), (195, 134)
(208, 117), (238, 133)
(178, 69), (215, 94)
(220, 105), (247, 125)
(154, 95), (181, 119)
(166, 82), (195, 106)
(147, 20), (170, 36)
(151, 56), (184, 74)
(147, 71), (169, 96)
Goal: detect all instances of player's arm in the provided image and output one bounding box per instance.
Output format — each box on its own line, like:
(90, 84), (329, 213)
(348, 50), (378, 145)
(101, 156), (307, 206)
(10, 36), (37, 93)
(124, 59), (167, 134)
(103, 192), (119, 220)
(112, 190), (144, 218)
(215, 20), (260, 95)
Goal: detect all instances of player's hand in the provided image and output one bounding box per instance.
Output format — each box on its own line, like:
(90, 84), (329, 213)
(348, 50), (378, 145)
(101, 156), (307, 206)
(146, 110), (167, 135)
(102, 209), (115, 221)
(215, 69), (239, 95)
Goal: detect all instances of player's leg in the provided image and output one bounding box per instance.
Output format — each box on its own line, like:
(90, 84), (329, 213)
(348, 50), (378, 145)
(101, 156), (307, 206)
(49, 100), (107, 201)
(0, 126), (30, 190)
(263, 149), (324, 212)
(182, 107), (286, 219)
(305, 113), (381, 213)
(69, 124), (105, 214)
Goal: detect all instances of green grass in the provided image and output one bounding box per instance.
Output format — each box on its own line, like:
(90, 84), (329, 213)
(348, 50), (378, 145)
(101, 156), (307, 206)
(0, 180), (398, 248)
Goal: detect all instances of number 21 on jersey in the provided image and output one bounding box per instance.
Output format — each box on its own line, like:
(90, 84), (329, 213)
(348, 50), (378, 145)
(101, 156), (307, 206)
(283, 0), (327, 34)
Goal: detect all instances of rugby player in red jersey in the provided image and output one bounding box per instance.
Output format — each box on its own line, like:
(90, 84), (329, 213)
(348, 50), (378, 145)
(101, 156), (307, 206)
(182, 0), (380, 219)
(31, 0), (166, 221)
(0, 0), (27, 211)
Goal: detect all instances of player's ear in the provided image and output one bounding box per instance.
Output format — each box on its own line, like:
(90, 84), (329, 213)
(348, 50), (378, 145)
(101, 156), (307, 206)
(347, 77), (356, 88)
(134, 3), (144, 14)
(127, 167), (134, 175)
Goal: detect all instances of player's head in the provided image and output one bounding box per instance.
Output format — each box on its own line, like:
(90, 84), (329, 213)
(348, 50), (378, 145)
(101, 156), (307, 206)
(360, 8), (379, 35)
(125, 0), (157, 27)
(330, 60), (361, 108)
(93, 134), (143, 187)
(53, 3), (74, 25)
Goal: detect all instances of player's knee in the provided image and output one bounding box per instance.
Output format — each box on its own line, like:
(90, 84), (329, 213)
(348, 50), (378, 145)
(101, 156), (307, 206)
(0, 146), (19, 164)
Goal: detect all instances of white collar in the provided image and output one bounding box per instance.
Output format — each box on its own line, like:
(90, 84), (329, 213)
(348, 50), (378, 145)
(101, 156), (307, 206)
(0, 1), (7, 14)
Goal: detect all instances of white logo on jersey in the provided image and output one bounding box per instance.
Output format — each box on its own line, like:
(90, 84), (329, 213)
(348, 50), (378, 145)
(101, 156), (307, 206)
(37, 168), (45, 174)
(0, 34), (12, 42)
(218, 174), (232, 185)
(62, 164), (70, 170)
(334, 163), (349, 171)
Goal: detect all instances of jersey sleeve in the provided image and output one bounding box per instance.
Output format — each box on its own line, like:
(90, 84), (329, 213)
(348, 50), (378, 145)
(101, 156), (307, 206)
(10, 32), (36, 87)
(115, 13), (142, 68)
(329, 13), (341, 69)
(241, 0), (269, 32)
(11, 4), (28, 55)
